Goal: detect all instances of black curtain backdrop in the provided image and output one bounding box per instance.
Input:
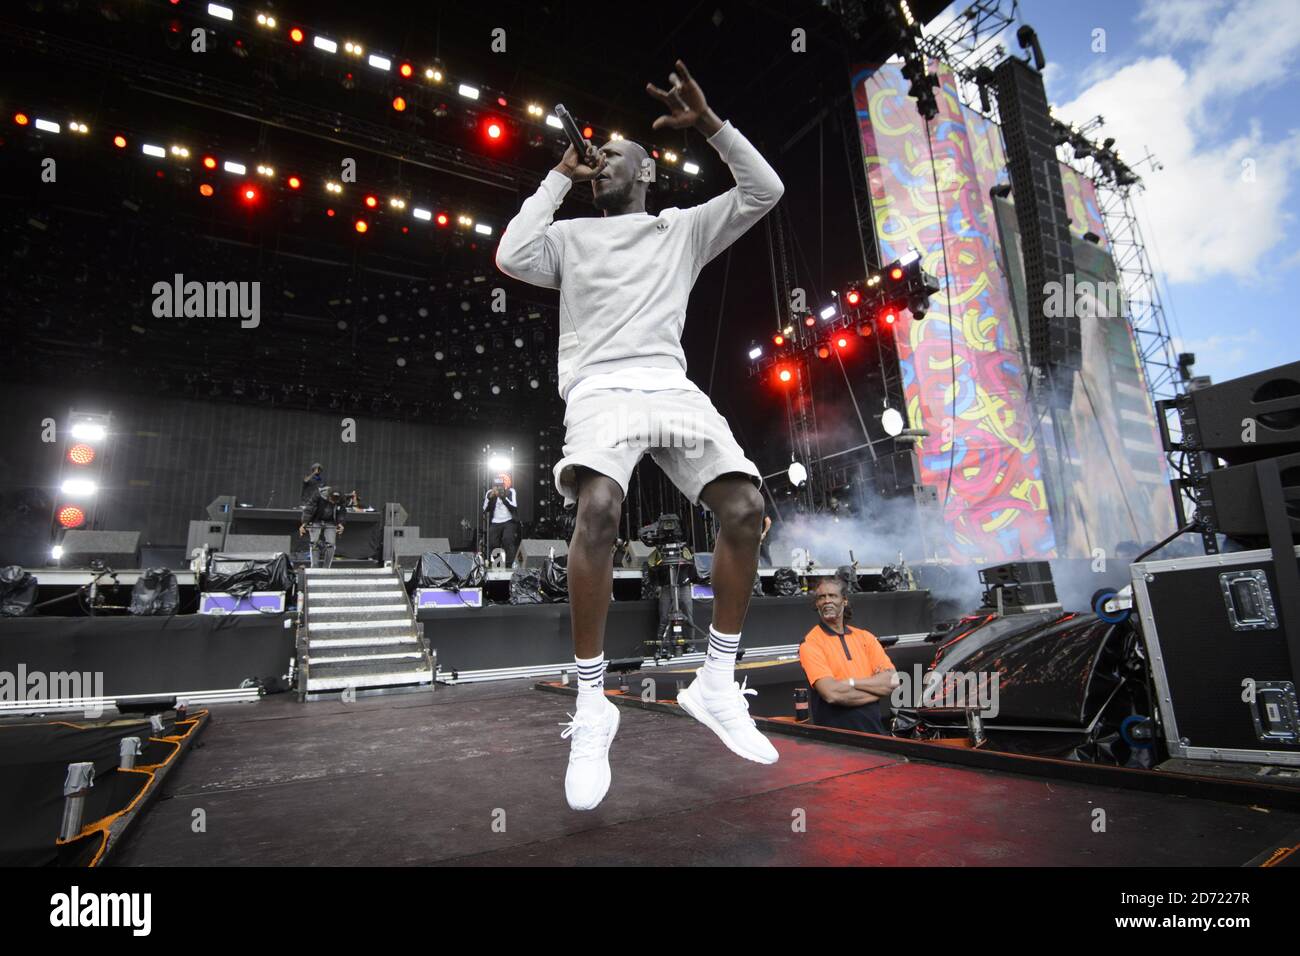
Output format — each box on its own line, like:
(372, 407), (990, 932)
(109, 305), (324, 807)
(0, 384), (537, 560)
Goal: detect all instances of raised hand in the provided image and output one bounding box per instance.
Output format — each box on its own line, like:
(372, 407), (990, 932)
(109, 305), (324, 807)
(646, 60), (713, 131)
(556, 141), (606, 181)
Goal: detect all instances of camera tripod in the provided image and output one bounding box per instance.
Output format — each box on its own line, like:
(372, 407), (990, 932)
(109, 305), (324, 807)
(648, 542), (711, 661)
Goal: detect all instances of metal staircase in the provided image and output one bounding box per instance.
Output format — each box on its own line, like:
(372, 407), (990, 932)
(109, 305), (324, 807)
(298, 566), (434, 698)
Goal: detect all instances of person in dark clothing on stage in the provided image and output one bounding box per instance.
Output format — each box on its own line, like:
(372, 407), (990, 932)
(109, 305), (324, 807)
(757, 502), (774, 566)
(483, 473), (520, 566)
(797, 576), (899, 734)
(301, 463), (325, 506)
(299, 486), (346, 569)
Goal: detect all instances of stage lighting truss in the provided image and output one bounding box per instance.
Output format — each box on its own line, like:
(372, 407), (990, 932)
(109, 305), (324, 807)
(23, 4), (704, 190)
(746, 257), (939, 378)
(8, 105), (499, 240)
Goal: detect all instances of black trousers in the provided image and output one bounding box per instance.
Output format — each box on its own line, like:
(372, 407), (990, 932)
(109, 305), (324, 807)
(488, 520), (520, 565)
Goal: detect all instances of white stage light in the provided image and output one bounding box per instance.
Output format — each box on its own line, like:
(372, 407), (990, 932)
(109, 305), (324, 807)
(207, 3), (234, 21)
(412, 208), (432, 221)
(368, 54), (391, 71)
(223, 160), (246, 175)
(141, 143), (165, 158)
(881, 407), (905, 437)
(51, 545), (64, 560)
(787, 461), (808, 487)
(545, 114), (563, 129)
(61, 479), (98, 496)
(34, 119), (60, 133)
(487, 454), (512, 472)
(70, 422), (107, 441)
(819, 305), (836, 320)
(313, 36), (338, 53)
(474, 223), (492, 236)
(748, 346), (762, 360)
(682, 161), (700, 175)
(457, 83), (479, 100)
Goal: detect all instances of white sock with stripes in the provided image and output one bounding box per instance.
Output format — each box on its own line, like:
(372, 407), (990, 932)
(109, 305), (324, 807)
(701, 625), (740, 692)
(574, 653), (607, 711)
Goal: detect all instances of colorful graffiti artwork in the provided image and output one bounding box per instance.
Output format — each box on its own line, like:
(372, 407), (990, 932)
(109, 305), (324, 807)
(853, 60), (1056, 561)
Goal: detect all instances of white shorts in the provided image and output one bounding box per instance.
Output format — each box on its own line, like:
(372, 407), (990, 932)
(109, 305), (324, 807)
(553, 387), (762, 510)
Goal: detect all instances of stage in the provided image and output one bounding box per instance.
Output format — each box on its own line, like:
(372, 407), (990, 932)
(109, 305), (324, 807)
(109, 680), (1300, 867)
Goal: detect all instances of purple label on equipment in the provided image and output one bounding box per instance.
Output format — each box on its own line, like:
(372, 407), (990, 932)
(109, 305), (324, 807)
(691, 585), (714, 601)
(201, 591), (286, 614)
(417, 588), (483, 608)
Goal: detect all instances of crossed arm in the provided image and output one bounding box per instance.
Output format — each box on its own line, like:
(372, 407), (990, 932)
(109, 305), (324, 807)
(813, 670), (897, 707)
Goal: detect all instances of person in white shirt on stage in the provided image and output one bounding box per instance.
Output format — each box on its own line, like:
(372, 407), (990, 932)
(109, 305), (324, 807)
(496, 60), (784, 810)
(482, 473), (520, 566)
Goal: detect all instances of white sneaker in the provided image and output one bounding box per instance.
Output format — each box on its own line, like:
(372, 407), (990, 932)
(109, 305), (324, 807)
(677, 671), (779, 765)
(559, 697), (621, 810)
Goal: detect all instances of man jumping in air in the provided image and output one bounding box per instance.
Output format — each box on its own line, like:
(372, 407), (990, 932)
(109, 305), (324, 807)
(496, 60), (784, 810)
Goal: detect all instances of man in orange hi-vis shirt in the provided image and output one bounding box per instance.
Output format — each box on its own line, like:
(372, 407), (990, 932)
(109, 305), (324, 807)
(798, 575), (900, 733)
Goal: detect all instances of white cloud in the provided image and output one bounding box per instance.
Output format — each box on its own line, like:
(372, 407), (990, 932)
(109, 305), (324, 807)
(1173, 329), (1263, 372)
(1052, 0), (1300, 285)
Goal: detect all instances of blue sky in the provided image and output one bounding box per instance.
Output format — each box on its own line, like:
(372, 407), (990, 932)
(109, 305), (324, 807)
(947, 0), (1300, 384)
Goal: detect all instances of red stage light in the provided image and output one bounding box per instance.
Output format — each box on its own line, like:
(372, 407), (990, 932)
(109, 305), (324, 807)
(889, 266), (903, 280)
(582, 126), (593, 139)
(354, 219), (368, 233)
(817, 345), (831, 359)
(772, 333), (784, 346)
(57, 505), (85, 529)
(836, 336), (849, 348)
(202, 155), (216, 169)
(777, 367), (793, 384)
(857, 323), (873, 337)
(804, 315), (816, 327)
(14, 113), (29, 126)
(289, 27), (304, 43)
(436, 213), (448, 226)
(882, 310), (897, 325)
(113, 134), (127, 148)
(199, 184), (214, 197)
(287, 175), (301, 189)
(68, 444), (95, 466)
(326, 208), (335, 217)
(392, 96), (407, 112)
(364, 195), (378, 208)
(242, 185), (258, 202)
(399, 62), (413, 78)
(846, 290), (861, 305)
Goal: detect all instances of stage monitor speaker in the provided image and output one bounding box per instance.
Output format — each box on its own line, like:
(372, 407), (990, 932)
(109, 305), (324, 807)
(1187, 361), (1300, 464)
(622, 541), (654, 569)
(187, 519), (227, 554)
(392, 535), (451, 569)
(223, 534), (290, 556)
(516, 539), (568, 569)
(60, 530), (141, 568)
(205, 495), (238, 522)
(384, 502), (408, 527)
(1202, 452), (1300, 539)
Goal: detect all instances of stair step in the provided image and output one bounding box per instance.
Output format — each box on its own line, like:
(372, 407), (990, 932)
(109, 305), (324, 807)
(308, 578), (399, 587)
(305, 567), (392, 575)
(306, 669), (434, 692)
(307, 604), (409, 614)
(309, 635), (423, 649)
(307, 618), (412, 632)
(308, 590), (406, 600)
(309, 650), (426, 665)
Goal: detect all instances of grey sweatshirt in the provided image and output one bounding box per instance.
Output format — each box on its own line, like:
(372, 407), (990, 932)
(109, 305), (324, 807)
(494, 120), (784, 400)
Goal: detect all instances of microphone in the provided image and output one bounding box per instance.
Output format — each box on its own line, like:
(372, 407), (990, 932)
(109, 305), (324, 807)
(554, 104), (595, 164)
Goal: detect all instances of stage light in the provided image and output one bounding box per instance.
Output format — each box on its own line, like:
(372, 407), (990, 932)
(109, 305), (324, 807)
(777, 366), (793, 384)
(485, 120), (503, 140)
(34, 118), (60, 134)
(68, 444), (96, 465)
(491, 384), (501, 395)
(426, 68), (442, 81)
(142, 143), (166, 157)
(170, 145), (190, 157)
(836, 335), (849, 349)
(898, 250), (920, 266)
(882, 309), (898, 325)
(413, 207), (431, 221)
(199, 183), (214, 197)
(816, 345), (830, 359)
(207, 3), (233, 21)
(846, 289), (861, 305)
(452, 389), (463, 400)
(51, 545), (64, 561)
(313, 36), (338, 54)
(527, 103), (544, 117)
(772, 333), (784, 346)
(364, 194), (378, 208)
(287, 175), (301, 189)
(325, 181), (342, 194)
(242, 185), (258, 202)
(908, 293), (929, 320)
(399, 62), (413, 77)
(529, 378), (539, 389)
(436, 213), (448, 226)
(71, 422), (106, 441)
(61, 479), (97, 497)
(610, 132), (624, 141)
(487, 454), (512, 472)
(389, 198), (406, 209)
(582, 126), (593, 139)
(787, 460), (808, 486)
(57, 506), (85, 529)
(202, 155), (216, 169)
(664, 151), (678, 163)
(545, 114), (563, 129)
(458, 83), (479, 99)
(514, 337), (524, 348)
(223, 160), (246, 175)
(368, 54), (391, 71)
(392, 96), (406, 112)
(857, 322), (873, 337)
(14, 112), (29, 126)
(748, 345), (763, 361)
(458, 214), (472, 226)
(289, 27), (304, 43)
(804, 315), (816, 327)
(683, 161), (700, 175)
(70, 122), (89, 134)
(819, 305), (836, 320)
(113, 135), (127, 148)
(256, 164), (275, 177)
(326, 208), (335, 217)
(354, 219), (368, 233)
(881, 407), (905, 437)
(889, 265), (904, 280)
(474, 223), (492, 235)
(256, 13), (276, 28)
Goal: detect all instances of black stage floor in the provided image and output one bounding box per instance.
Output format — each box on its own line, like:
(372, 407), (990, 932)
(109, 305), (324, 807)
(111, 683), (1300, 867)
